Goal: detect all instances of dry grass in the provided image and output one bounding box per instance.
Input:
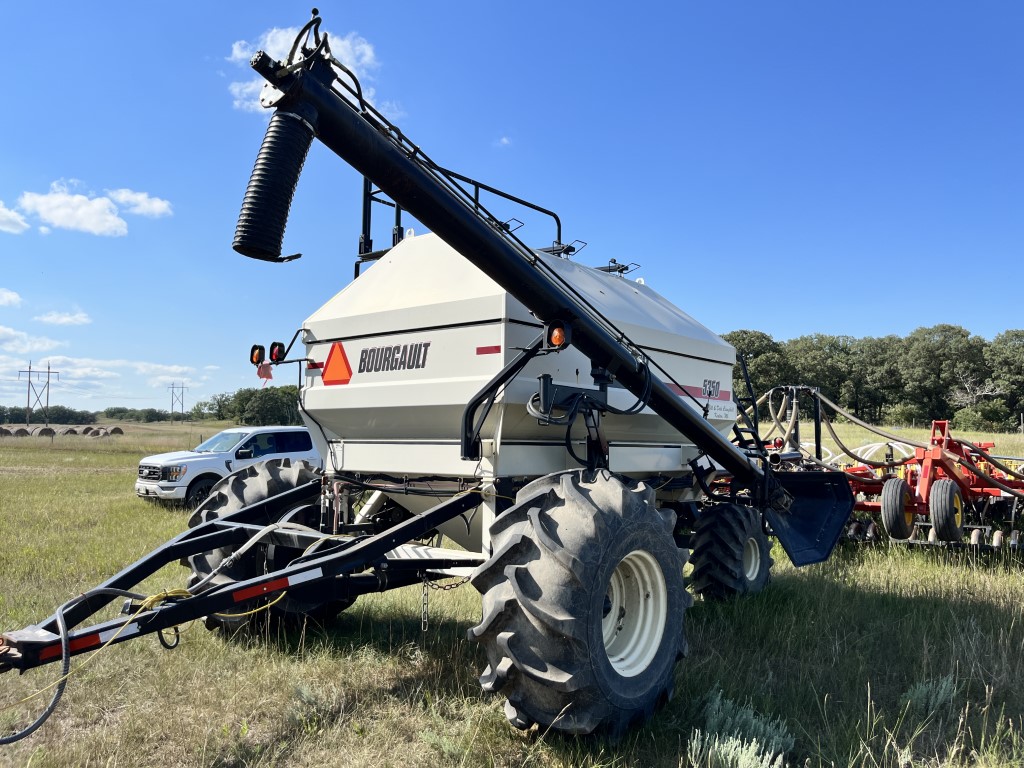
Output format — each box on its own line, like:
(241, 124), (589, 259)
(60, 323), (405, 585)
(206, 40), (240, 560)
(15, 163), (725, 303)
(1, 421), (1023, 766)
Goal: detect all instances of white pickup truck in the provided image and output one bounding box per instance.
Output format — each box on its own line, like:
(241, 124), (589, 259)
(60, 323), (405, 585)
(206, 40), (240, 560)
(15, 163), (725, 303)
(135, 426), (322, 507)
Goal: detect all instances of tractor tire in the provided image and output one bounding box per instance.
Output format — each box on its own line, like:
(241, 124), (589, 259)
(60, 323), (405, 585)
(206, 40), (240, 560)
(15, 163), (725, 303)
(929, 478), (964, 542)
(186, 459), (350, 631)
(689, 504), (772, 600)
(880, 477), (915, 540)
(468, 469), (689, 738)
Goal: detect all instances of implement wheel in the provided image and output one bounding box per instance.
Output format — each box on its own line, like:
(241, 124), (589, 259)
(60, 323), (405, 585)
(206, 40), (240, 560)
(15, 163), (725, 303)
(880, 477), (915, 540)
(186, 459), (350, 631)
(929, 478), (964, 542)
(468, 469), (689, 737)
(689, 504), (772, 600)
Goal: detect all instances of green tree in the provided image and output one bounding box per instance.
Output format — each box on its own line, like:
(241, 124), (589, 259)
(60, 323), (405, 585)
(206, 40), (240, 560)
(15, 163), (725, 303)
(784, 334), (854, 406)
(898, 325), (989, 421)
(985, 329), (1024, 422)
(846, 335), (905, 422)
(721, 330), (796, 400)
(240, 386), (301, 425)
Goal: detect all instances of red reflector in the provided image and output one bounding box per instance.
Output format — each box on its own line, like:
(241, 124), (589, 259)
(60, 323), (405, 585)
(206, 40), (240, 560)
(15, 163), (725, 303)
(476, 345), (501, 355)
(307, 361), (324, 370)
(39, 633), (100, 661)
(233, 577), (289, 603)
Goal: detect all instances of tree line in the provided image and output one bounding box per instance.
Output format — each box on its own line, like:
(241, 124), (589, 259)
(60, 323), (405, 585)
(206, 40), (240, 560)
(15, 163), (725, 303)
(0, 386), (303, 427)
(723, 325), (1024, 431)
(102, 386), (302, 426)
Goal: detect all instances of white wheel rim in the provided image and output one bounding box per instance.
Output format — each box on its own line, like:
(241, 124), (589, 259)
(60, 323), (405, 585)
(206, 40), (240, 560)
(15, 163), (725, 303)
(742, 537), (762, 582)
(602, 549), (667, 678)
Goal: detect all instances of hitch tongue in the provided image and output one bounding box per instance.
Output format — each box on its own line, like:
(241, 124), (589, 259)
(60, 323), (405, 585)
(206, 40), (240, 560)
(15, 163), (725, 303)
(0, 626), (60, 672)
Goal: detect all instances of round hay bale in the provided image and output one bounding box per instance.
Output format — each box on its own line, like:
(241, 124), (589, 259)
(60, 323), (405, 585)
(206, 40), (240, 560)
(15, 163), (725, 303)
(58, 427), (78, 435)
(90, 428), (108, 438)
(12, 427), (30, 437)
(80, 426), (95, 435)
(33, 426), (56, 437)
(0, 427), (11, 437)
(108, 426), (124, 435)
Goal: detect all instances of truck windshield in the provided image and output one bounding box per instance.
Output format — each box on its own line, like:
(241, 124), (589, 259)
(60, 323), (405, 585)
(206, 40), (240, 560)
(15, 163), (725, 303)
(194, 431), (248, 453)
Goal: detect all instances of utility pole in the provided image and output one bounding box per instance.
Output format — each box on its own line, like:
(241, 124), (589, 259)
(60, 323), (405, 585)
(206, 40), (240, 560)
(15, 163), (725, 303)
(168, 382), (188, 423)
(18, 361), (59, 427)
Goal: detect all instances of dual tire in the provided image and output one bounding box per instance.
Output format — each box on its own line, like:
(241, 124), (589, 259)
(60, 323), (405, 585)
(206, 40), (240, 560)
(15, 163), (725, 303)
(186, 459), (350, 630)
(880, 477), (964, 542)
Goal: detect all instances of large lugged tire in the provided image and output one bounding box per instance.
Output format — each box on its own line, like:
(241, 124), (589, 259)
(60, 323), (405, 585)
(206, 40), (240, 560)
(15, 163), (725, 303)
(689, 504), (772, 600)
(186, 459), (347, 630)
(880, 477), (915, 540)
(468, 470), (689, 737)
(929, 478), (964, 542)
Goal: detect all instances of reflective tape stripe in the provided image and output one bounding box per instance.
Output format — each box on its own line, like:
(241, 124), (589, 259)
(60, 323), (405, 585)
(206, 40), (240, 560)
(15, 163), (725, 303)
(288, 568), (323, 586)
(39, 633), (100, 661)
(99, 623), (140, 644)
(233, 577), (289, 603)
(476, 345), (501, 355)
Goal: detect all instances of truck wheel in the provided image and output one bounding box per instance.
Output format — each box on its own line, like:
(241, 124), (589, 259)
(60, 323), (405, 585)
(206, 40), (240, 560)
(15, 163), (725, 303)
(186, 459), (349, 631)
(880, 477), (915, 540)
(929, 478), (964, 542)
(468, 469), (689, 738)
(185, 476), (218, 509)
(689, 504), (772, 600)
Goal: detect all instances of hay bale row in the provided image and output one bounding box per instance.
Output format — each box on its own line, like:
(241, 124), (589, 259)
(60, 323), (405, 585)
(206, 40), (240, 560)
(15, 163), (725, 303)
(0, 425), (125, 437)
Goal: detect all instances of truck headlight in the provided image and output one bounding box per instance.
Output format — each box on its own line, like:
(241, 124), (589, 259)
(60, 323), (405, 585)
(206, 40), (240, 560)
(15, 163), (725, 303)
(162, 465), (188, 482)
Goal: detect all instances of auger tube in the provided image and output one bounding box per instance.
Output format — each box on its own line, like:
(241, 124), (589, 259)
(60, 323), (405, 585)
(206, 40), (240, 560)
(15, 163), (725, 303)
(237, 50), (787, 508)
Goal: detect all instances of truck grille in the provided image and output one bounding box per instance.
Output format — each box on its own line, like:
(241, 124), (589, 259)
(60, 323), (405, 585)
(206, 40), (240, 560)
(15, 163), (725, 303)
(138, 464), (161, 481)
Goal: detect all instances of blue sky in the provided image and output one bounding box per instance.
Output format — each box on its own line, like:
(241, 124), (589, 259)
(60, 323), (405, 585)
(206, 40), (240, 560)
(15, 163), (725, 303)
(2, 1), (1022, 412)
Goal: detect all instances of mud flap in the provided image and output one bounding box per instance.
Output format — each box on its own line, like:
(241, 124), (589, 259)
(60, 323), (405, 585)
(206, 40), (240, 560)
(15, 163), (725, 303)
(762, 471), (854, 567)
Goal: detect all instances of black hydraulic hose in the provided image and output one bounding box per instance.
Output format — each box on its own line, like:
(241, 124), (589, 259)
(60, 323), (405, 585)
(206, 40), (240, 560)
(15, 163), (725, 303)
(950, 447), (1024, 499)
(818, 408), (907, 469)
(814, 392), (929, 450)
(954, 439), (1024, 484)
(1, 607), (69, 744)
(232, 109), (316, 262)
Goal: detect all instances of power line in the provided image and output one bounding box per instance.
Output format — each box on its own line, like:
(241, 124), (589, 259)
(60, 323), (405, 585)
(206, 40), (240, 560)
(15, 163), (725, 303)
(168, 382), (188, 422)
(18, 361), (59, 427)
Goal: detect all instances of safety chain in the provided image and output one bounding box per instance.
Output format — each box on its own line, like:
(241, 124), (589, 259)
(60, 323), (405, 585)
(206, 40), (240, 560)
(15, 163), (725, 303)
(420, 572), (472, 632)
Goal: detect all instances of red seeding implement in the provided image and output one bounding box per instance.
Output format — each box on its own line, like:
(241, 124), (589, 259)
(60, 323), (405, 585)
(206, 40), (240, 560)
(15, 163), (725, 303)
(754, 386), (1024, 552)
(1, 11), (853, 744)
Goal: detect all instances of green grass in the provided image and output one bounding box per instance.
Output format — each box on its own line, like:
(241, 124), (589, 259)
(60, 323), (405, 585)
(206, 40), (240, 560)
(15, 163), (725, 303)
(1, 422), (1024, 766)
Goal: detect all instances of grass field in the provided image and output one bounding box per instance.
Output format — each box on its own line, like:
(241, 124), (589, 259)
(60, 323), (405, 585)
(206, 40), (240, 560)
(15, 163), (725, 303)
(1, 421), (1023, 767)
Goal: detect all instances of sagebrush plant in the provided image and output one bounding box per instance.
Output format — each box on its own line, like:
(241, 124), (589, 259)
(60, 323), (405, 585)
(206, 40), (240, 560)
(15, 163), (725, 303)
(685, 689), (794, 768)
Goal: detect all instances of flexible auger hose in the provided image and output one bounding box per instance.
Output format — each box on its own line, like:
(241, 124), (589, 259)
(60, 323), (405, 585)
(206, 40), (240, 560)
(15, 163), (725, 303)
(233, 110), (316, 262)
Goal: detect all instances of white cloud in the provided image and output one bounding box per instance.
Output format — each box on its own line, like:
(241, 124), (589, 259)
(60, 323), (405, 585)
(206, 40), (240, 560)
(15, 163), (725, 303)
(18, 180), (127, 236)
(0, 200), (29, 234)
(34, 310), (92, 326)
(496, 136), (511, 147)
(0, 288), (22, 307)
(14, 181), (172, 236)
(0, 325), (65, 354)
(228, 27), (378, 112)
(106, 189), (172, 218)
(229, 79), (264, 113)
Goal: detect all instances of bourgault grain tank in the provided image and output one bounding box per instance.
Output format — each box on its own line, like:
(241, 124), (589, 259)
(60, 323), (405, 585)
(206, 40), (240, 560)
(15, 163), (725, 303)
(0, 13), (853, 742)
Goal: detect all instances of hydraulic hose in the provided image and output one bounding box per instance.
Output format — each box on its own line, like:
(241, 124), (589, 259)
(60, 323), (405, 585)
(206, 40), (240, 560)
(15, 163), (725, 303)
(233, 109), (316, 262)
(0, 606), (68, 744)
(814, 392), (929, 450)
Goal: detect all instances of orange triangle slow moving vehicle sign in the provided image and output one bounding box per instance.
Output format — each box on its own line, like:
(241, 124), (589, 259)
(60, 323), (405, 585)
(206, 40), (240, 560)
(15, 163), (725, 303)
(322, 342), (353, 385)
